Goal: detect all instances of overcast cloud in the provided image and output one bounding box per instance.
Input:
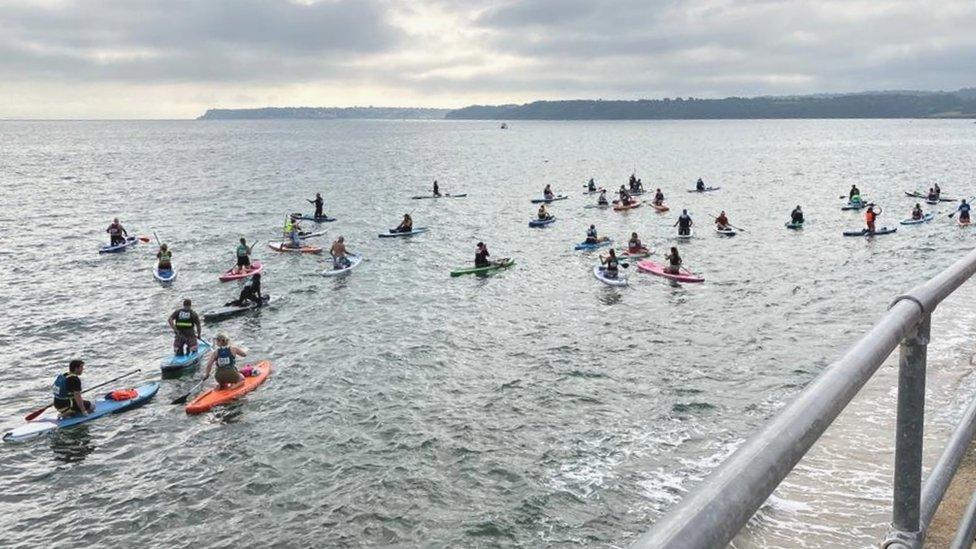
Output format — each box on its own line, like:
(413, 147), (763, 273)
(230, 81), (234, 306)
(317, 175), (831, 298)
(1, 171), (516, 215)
(0, 0), (974, 118)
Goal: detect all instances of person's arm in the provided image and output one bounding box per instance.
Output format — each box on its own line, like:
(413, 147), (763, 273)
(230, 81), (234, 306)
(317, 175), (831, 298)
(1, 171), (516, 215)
(232, 345), (248, 358)
(72, 390), (88, 415)
(193, 313), (202, 338)
(121, 226), (128, 236)
(167, 311), (177, 332)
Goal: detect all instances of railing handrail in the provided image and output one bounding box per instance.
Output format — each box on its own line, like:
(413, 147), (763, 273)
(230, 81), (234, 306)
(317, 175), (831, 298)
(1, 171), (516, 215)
(633, 247), (976, 548)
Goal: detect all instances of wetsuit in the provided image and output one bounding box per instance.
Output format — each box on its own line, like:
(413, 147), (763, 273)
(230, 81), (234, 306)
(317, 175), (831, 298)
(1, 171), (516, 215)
(433, 181), (440, 197)
(52, 372), (91, 416)
(587, 179), (596, 192)
(654, 192), (664, 205)
(230, 276), (263, 307)
(912, 208), (923, 220)
(696, 179), (705, 192)
(311, 196), (324, 218)
(678, 215), (692, 235)
(959, 203), (971, 222)
(169, 306), (200, 356)
(791, 209), (804, 223)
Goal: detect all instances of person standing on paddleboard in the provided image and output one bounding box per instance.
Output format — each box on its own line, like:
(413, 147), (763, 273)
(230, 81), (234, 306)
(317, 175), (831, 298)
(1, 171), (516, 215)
(157, 243), (172, 271)
(168, 299), (201, 357)
(106, 218), (127, 246)
(204, 334), (248, 390)
(433, 180), (440, 197)
(307, 193), (325, 219)
(587, 178), (597, 192)
(675, 210), (693, 236)
(935, 183), (942, 199)
(865, 205), (881, 233)
(53, 359), (92, 417)
(234, 238), (252, 275)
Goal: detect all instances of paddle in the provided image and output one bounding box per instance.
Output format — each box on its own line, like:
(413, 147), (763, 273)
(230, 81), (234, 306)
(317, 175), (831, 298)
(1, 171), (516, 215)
(171, 379), (206, 405)
(153, 232), (161, 246)
(24, 368), (141, 421)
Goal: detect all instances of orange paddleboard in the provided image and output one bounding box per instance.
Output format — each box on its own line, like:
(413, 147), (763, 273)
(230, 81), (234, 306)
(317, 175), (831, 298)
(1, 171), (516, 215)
(185, 361), (272, 414)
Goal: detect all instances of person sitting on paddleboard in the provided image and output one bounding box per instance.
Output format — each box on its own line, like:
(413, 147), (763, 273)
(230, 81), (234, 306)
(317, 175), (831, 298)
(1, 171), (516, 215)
(587, 178), (597, 192)
(675, 210), (693, 235)
(715, 211), (730, 230)
(956, 200), (971, 223)
(329, 236), (351, 269)
(53, 359), (92, 417)
(204, 333), (248, 391)
(665, 247), (682, 274)
(696, 178), (705, 192)
(234, 238), (252, 274)
(791, 206), (804, 224)
(307, 193), (325, 218)
(926, 188), (939, 201)
(543, 184), (554, 200)
(433, 180), (440, 197)
(395, 214), (413, 232)
(653, 189), (665, 205)
(537, 204), (550, 220)
(628, 232), (644, 252)
(475, 242), (491, 268)
(865, 205), (881, 232)
(106, 218), (127, 246)
(849, 185), (861, 201)
(600, 249), (620, 279)
(911, 203), (924, 220)
(157, 243), (172, 271)
(585, 225), (600, 244)
(597, 190), (609, 206)
(229, 272), (263, 307)
(168, 298), (201, 357)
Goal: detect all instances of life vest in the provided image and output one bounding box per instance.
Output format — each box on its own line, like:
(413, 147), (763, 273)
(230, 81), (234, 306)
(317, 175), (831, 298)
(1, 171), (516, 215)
(158, 250), (172, 261)
(52, 373), (76, 400)
(215, 345), (236, 369)
(174, 308), (195, 329)
(106, 389), (138, 401)
(865, 210), (876, 223)
(587, 228), (597, 239)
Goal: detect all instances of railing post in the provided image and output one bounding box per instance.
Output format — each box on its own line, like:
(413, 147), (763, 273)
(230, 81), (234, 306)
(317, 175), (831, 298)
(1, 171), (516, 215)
(885, 314), (931, 548)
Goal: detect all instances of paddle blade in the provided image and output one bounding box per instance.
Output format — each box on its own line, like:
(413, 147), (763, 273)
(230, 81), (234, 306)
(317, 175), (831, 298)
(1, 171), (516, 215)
(138, 236), (151, 243)
(23, 405), (50, 421)
(170, 393), (191, 405)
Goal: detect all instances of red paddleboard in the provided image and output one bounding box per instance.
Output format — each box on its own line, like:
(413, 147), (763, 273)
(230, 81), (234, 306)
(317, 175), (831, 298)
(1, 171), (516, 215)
(186, 361), (272, 414)
(636, 259), (704, 283)
(219, 260), (263, 282)
(268, 242), (322, 254)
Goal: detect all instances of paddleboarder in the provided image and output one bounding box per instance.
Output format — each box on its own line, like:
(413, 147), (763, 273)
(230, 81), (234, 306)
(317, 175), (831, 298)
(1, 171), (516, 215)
(865, 205), (881, 233)
(652, 189), (665, 206)
(790, 206), (804, 224)
(543, 184), (555, 200)
(228, 272), (264, 307)
(587, 178), (597, 192)
(600, 249), (620, 279)
(433, 180), (441, 197)
(537, 204), (550, 220)
(628, 232), (645, 253)
(394, 213), (413, 233)
(53, 359), (93, 417)
(307, 193), (325, 218)
(157, 243), (173, 271)
(203, 333), (248, 390)
(597, 189), (609, 206)
(675, 210), (693, 236)
(849, 185), (861, 201)
(234, 238), (253, 275)
(585, 224), (601, 244)
(696, 178), (706, 192)
(910, 203), (924, 220)
(475, 242), (491, 268)
(329, 236), (351, 270)
(956, 200), (971, 223)
(168, 298), (201, 357)
(715, 211), (731, 231)
(665, 247), (683, 274)
(106, 218), (128, 247)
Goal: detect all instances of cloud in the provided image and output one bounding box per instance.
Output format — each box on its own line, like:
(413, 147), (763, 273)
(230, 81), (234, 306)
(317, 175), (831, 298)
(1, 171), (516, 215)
(0, 0), (974, 117)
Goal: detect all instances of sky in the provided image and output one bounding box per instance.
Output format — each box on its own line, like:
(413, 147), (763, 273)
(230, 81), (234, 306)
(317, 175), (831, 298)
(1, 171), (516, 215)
(1, 0), (975, 119)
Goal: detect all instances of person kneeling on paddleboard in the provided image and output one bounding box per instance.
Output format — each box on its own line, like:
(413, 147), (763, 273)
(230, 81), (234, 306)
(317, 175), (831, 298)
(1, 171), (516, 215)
(696, 178), (705, 192)
(675, 210), (693, 235)
(849, 185), (861, 201)
(587, 178), (597, 192)
(927, 188), (939, 202)
(597, 190), (609, 206)
(665, 247), (683, 274)
(53, 359), (93, 417)
(585, 225), (601, 244)
(543, 184), (554, 200)
(395, 214), (414, 233)
(168, 299), (201, 357)
(157, 243), (172, 271)
(957, 200), (971, 223)
(228, 272), (263, 307)
(791, 206), (804, 224)
(911, 204), (924, 220)
(628, 232), (644, 252)
(204, 334), (248, 391)
(234, 238), (252, 274)
(475, 242), (491, 268)
(537, 205), (550, 220)
(865, 205), (881, 233)
(600, 249), (620, 279)
(106, 218), (128, 246)
(653, 189), (665, 206)
(715, 211), (730, 230)
(618, 186), (631, 204)
(329, 236), (351, 270)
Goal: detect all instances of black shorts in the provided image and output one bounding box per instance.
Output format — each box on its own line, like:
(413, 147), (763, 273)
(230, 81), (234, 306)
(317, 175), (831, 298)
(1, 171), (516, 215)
(237, 255), (251, 267)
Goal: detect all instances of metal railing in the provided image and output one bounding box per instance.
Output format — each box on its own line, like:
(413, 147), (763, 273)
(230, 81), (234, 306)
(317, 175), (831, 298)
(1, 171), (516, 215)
(633, 247), (976, 549)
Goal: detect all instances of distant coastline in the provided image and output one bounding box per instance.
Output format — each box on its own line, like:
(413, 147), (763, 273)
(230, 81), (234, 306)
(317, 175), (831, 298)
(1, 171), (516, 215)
(200, 89), (976, 120)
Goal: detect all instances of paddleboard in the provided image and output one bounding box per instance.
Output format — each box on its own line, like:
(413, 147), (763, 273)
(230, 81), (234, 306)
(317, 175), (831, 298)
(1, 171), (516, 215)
(411, 193), (467, 199)
(185, 361), (272, 414)
(715, 226), (737, 236)
(528, 217), (556, 228)
(321, 254), (363, 276)
(268, 242), (322, 254)
(613, 202), (642, 211)
(450, 258), (515, 277)
(675, 230), (694, 240)
(153, 266), (177, 283)
(574, 239), (612, 251)
(3, 383), (159, 442)
(593, 266), (628, 287)
(687, 187), (720, 193)
(219, 261), (263, 282)
(619, 248), (651, 260)
(785, 221), (804, 230)
(842, 227), (897, 237)
(99, 236), (138, 254)
(636, 259), (704, 283)
(899, 213), (935, 225)
(290, 213), (336, 223)
(650, 203), (670, 212)
(161, 339), (212, 374)
(378, 227), (429, 238)
(203, 296), (271, 322)
(530, 195), (568, 204)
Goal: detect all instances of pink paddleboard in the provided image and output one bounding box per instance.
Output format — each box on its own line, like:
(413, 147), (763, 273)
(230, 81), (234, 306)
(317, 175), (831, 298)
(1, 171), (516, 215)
(219, 260), (264, 282)
(636, 259), (704, 283)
